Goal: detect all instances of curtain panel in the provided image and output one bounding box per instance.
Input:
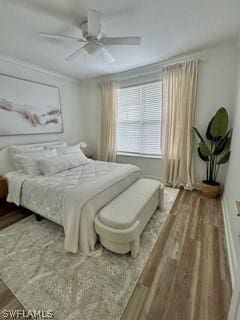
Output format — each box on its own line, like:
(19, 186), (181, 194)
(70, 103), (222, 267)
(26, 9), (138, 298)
(98, 80), (118, 162)
(162, 60), (200, 190)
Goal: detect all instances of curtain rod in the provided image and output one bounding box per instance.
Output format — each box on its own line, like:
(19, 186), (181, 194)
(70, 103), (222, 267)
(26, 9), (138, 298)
(162, 56), (205, 66)
(101, 55), (205, 82)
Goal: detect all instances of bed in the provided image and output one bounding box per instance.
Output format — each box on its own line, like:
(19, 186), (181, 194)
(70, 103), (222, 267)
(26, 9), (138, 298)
(0, 141), (142, 255)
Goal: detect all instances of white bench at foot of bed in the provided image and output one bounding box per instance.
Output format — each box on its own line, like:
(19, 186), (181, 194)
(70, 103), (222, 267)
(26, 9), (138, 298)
(94, 178), (164, 259)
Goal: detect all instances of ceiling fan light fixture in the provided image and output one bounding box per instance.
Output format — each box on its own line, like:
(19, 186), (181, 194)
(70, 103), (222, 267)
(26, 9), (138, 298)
(84, 40), (99, 54)
(40, 9), (141, 65)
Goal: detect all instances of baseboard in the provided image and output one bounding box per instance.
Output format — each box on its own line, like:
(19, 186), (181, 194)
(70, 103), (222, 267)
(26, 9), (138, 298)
(221, 194), (238, 286)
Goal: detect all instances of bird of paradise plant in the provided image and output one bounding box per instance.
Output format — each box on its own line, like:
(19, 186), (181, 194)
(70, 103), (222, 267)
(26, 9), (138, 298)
(193, 107), (232, 186)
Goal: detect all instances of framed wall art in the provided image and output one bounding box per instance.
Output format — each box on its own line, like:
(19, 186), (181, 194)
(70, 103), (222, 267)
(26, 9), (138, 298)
(0, 74), (63, 135)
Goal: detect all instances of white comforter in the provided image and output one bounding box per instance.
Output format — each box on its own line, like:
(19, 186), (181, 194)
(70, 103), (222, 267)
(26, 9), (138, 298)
(6, 161), (142, 254)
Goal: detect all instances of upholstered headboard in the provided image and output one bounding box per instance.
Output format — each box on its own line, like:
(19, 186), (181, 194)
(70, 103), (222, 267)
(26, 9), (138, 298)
(0, 141), (66, 176)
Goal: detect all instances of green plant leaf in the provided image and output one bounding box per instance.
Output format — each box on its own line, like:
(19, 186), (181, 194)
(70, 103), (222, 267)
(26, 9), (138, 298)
(199, 142), (212, 157)
(210, 107), (229, 138)
(198, 147), (209, 161)
(217, 151), (231, 164)
(213, 129), (232, 155)
(206, 117), (222, 141)
(213, 137), (230, 155)
(206, 117), (215, 141)
(193, 127), (205, 143)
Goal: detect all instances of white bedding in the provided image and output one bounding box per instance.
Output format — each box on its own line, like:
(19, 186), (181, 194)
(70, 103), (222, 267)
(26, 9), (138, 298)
(6, 160), (142, 254)
(6, 171), (29, 206)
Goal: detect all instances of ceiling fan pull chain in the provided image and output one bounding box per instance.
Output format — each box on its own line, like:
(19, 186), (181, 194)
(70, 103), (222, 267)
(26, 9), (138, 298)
(84, 50), (87, 76)
(101, 49), (104, 74)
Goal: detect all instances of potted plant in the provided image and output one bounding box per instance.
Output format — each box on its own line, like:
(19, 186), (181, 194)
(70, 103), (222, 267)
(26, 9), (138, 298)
(193, 107), (232, 198)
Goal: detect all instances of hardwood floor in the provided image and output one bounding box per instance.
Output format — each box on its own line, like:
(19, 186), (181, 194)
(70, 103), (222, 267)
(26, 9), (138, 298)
(0, 191), (232, 320)
(121, 190), (232, 320)
(0, 202), (31, 230)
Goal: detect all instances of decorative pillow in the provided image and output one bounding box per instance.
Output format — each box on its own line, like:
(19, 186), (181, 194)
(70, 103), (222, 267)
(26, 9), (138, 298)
(13, 149), (58, 175)
(8, 146), (44, 171)
(38, 153), (89, 176)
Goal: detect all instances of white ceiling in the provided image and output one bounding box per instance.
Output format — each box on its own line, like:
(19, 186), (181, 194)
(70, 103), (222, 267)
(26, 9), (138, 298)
(0, 0), (240, 79)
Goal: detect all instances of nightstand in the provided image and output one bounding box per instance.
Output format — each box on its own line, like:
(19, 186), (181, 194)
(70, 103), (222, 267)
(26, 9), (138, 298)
(0, 177), (8, 204)
(87, 155), (96, 160)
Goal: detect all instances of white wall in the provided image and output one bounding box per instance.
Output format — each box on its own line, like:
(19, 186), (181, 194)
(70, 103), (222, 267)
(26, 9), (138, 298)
(83, 45), (239, 180)
(194, 46), (239, 184)
(222, 53), (240, 283)
(0, 58), (86, 149)
(117, 155), (162, 180)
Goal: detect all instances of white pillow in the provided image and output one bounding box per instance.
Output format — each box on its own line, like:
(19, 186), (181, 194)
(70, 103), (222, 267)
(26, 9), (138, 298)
(44, 141), (68, 150)
(14, 149), (58, 175)
(38, 153), (89, 176)
(56, 144), (83, 155)
(8, 145), (44, 171)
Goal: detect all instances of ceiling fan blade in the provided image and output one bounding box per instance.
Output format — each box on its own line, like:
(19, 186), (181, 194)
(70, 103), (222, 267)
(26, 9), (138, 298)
(88, 10), (101, 37)
(103, 37), (141, 46)
(65, 46), (85, 61)
(40, 33), (85, 42)
(100, 47), (116, 64)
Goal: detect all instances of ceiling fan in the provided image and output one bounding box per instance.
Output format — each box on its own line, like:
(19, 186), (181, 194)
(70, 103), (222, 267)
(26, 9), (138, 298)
(40, 10), (141, 64)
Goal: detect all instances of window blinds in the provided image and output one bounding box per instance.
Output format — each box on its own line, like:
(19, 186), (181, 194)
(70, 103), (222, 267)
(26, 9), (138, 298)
(117, 81), (162, 156)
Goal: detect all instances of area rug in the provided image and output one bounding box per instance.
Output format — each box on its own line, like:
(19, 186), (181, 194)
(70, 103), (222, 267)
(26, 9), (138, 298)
(0, 188), (178, 320)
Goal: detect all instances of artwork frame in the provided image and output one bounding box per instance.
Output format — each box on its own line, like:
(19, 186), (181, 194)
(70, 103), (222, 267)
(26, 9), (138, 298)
(0, 73), (64, 136)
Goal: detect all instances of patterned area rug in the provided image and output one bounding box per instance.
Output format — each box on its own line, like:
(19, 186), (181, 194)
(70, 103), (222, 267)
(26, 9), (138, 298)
(0, 188), (178, 320)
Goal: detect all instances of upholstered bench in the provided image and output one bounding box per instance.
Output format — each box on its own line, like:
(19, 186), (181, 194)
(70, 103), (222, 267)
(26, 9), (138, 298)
(94, 178), (164, 258)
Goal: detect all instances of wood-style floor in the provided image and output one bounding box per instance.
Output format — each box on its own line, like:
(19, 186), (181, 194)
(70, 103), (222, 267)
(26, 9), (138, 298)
(122, 190), (232, 320)
(0, 191), (232, 320)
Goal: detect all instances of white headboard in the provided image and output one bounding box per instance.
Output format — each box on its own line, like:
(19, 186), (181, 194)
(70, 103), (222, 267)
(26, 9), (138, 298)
(0, 141), (66, 176)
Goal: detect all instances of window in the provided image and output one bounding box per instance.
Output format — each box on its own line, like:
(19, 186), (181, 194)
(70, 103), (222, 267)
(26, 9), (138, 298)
(117, 81), (162, 157)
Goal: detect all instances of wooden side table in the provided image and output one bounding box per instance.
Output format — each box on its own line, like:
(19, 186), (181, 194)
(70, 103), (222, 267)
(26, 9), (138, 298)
(87, 155), (96, 160)
(0, 177), (8, 204)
